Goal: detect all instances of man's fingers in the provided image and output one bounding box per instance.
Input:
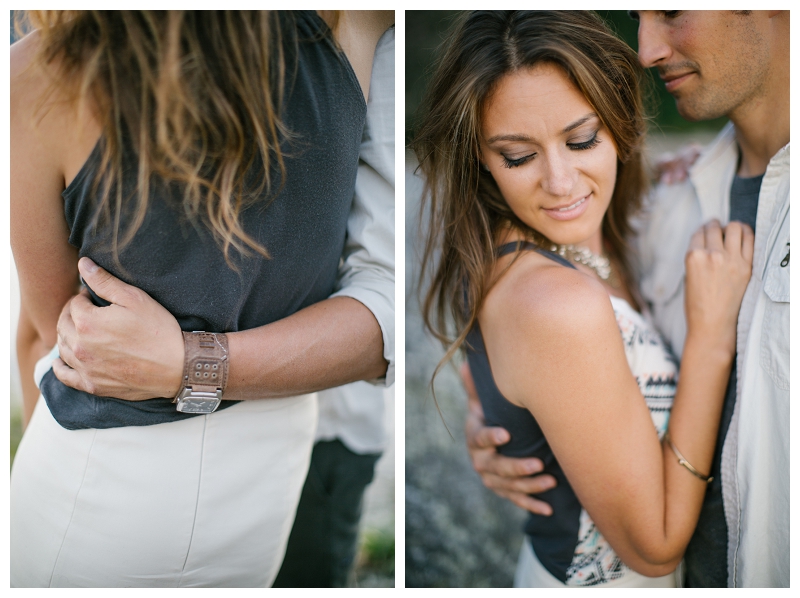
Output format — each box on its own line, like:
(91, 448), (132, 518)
(504, 491), (553, 516)
(78, 257), (140, 308)
(52, 357), (88, 393)
(65, 286), (101, 325)
(57, 329), (79, 369)
(482, 471), (557, 495)
(468, 425), (510, 450)
(473, 451), (543, 477)
(56, 298), (78, 356)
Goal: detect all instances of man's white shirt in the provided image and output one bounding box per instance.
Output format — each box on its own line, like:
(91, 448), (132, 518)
(318, 27), (395, 453)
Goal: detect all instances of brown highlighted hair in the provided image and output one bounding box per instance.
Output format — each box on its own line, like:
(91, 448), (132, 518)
(15, 11), (338, 264)
(413, 10), (649, 367)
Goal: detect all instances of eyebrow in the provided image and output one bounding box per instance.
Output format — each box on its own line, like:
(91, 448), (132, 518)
(486, 113), (598, 144)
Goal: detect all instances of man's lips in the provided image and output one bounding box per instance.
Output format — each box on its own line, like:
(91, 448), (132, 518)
(661, 72), (695, 93)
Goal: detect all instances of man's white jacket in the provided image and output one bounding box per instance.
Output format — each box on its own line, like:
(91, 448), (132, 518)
(635, 122), (789, 587)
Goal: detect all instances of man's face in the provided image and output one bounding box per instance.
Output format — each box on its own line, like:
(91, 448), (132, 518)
(633, 11), (771, 122)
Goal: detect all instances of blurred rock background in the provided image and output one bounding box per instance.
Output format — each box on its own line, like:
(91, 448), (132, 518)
(404, 10), (724, 588)
(405, 157), (526, 588)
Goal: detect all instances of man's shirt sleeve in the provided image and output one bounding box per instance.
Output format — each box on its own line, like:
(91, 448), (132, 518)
(329, 27), (395, 386)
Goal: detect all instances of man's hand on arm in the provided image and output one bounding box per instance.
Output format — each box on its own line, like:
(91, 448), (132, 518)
(53, 257), (387, 401)
(462, 362), (556, 516)
(53, 257), (185, 400)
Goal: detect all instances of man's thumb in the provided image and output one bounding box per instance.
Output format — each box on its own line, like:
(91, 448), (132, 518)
(78, 257), (127, 307)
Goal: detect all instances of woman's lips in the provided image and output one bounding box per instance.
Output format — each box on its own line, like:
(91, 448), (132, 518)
(542, 193), (591, 221)
(663, 72), (694, 93)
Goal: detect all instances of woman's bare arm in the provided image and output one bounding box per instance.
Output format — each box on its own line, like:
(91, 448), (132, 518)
(16, 305), (49, 428)
(11, 34), (84, 351)
(12, 31), (111, 423)
(480, 222), (751, 576)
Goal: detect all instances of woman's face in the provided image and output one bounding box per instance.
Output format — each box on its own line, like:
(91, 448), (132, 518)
(480, 63), (618, 252)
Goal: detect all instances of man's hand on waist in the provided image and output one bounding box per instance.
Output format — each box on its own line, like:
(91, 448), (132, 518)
(462, 362), (556, 516)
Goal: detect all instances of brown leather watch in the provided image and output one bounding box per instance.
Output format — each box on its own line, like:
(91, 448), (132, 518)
(173, 331), (229, 414)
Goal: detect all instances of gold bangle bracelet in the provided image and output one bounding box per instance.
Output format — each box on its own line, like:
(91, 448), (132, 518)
(663, 431), (713, 484)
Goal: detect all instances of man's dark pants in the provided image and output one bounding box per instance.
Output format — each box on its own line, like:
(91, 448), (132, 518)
(272, 439), (381, 588)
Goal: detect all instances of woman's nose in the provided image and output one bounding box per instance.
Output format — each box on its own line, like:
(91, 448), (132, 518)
(540, 152), (575, 197)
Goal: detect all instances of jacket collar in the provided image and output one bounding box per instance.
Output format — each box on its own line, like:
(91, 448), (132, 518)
(688, 121), (738, 224)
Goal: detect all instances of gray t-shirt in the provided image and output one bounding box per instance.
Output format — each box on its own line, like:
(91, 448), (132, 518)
(683, 171), (763, 587)
(729, 173), (764, 233)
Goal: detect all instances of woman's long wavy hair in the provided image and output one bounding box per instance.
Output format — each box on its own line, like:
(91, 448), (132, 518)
(413, 10), (649, 371)
(16, 10), (339, 264)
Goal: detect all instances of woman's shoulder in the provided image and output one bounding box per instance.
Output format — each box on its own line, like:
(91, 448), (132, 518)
(11, 31), (46, 110)
(12, 31), (71, 136)
(479, 252), (623, 408)
(484, 251), (616, 335)
(11, 31), (66, 178)
(12, 30), (101, 188)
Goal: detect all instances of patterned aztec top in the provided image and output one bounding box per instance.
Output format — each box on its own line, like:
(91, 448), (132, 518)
(466, 243), (677, 586)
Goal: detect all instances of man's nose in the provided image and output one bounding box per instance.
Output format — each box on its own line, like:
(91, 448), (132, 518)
(637, 14), (671, 68)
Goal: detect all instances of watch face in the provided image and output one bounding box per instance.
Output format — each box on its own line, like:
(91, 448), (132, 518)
(176, 397), (221, 414)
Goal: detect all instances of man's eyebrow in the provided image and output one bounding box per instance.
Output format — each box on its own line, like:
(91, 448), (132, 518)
(562, 113), (598, 134)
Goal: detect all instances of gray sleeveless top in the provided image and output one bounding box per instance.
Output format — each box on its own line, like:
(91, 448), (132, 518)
(40, 11), (366, 429)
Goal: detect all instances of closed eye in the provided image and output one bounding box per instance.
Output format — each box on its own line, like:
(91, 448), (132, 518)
(568, 133), (600, 151)
(502, 153), (536, 168)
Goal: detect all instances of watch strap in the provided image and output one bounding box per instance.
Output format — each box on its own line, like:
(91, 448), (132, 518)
(178, 331), (229, 397)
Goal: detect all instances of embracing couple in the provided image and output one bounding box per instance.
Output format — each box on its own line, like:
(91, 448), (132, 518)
(11, 11), (395, 587)
(414, 10), (788, 588)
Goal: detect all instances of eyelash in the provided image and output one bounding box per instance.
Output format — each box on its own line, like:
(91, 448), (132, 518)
(501, 133), (601, 169)
(569, 133), (601, 152)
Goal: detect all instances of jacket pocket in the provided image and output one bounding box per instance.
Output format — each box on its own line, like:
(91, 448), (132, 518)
(760, 221), (789, 390)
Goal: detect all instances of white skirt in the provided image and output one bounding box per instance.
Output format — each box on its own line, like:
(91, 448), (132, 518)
(514, 536), (679, 588)
(10, 391), (317, 588)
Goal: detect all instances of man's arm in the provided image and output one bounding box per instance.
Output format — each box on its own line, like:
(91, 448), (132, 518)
(461, 363), (556, 515)
(53, 258), (387, 401)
